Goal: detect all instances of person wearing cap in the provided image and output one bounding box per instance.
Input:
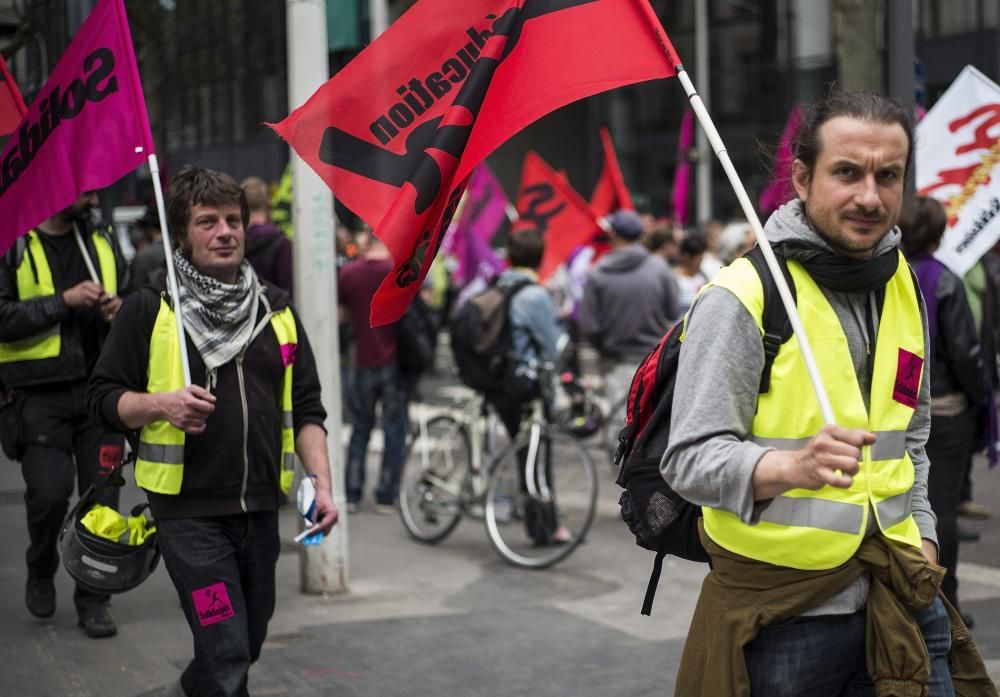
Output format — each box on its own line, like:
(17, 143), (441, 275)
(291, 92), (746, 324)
(126, 205), (166, 294)
(0, 190), (128, 638)
(579, 208), (680, 424)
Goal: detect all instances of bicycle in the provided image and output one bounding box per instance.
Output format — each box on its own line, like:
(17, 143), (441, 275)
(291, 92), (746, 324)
(563, 341), (628, 466)
(398, 388), (598, 569)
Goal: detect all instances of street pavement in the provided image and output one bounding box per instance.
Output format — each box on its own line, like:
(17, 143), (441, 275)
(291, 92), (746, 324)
(1, 367), (999, 695)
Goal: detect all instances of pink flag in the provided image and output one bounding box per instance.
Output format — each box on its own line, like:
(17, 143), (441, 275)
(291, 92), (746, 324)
(671, 109), (694, 226)
(758, 104), (802, 217)
(444, 163), (509, 285)
(0, 0), (154, 256)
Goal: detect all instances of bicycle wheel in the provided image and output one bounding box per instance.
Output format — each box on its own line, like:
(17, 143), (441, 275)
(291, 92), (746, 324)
(483, 424), (597, 568)
(399, 414), (470, 543)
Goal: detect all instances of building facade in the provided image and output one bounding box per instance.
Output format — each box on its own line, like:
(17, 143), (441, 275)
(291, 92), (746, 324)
(1, 0), (998, 223)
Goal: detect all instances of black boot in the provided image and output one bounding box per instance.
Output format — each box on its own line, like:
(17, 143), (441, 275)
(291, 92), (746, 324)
(77, 601), (117, 638)
(25, 576), (56, 618)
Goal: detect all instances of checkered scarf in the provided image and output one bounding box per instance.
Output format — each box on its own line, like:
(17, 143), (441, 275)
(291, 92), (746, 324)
(173, 249), (261, 372)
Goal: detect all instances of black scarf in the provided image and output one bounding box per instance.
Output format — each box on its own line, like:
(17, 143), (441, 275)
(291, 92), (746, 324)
(775, 240), (899, 294)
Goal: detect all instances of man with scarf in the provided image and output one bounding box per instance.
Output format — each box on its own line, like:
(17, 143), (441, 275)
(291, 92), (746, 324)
(662, 92), (994, 696)
(87, 166), (338, 697)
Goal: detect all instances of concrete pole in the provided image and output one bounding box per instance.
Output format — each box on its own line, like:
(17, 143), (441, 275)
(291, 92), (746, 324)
(833, 0), (882, 92)
(886, 0), (915, 194)
(792, 0), (833, 103)
(369, 0), (390, 39)
(694, 0), (713, 224)
(286, 0), (348, 594)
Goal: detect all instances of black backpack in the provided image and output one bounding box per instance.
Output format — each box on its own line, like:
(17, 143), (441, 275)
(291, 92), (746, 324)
(615, 247), (795, 615)
(397, 294), (437, 376)
(450, 278), (532, 393)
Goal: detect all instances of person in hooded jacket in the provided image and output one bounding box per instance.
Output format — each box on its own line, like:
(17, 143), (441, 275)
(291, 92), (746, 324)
(898, 195), (987, 625)
(87, 166), (337, 697)
(662, 92), (992, 696)
(241, 176), (293, 298)
(578, 209), (680, 426)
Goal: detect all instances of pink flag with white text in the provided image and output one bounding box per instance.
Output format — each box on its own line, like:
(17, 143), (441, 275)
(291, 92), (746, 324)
(0, 0), (153, 256)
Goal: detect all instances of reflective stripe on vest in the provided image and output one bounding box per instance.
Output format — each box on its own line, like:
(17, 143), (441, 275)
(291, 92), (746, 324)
(270, 310), (298, 496)
(136, 299), (298, 495)
(91, 229), (118, 296)
(0, 229), (117, 364)
(699, 253), (924, 570)
(135, 299), (186, 494)
(750, 429), (907, 461)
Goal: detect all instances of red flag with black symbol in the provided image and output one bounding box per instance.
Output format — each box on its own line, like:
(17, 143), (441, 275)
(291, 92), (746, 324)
(513, 151), (602, 282)
(590, 126), (633, 216)
(272, 0), (679, 325)
(0, 56), (27, 136)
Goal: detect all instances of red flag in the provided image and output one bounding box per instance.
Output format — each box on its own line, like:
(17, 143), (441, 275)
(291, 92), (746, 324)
(273, 0), (679, 325)
(0, 0), (154, 257)
(513, 151), (600, 282)
(0, 56), (27, 136)
(590, 126), (633, 216)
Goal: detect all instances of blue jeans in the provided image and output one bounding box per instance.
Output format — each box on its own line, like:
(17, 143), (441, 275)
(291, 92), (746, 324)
(744, 596), (953, 697)
(345, 365), (408, 505)
(156, 513), (280, 697)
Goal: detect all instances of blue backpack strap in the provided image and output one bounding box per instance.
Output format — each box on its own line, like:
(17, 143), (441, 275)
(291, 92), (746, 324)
(744, 246), (795, 394)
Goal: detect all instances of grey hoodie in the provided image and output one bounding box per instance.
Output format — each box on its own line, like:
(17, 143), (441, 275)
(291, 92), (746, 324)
(578, 244), (680, 359)
(662, 200), (936, 615)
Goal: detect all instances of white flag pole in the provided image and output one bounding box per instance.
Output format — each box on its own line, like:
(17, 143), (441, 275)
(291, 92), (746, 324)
(147, 153), (192, 387)
(71, 222), (102, 286)
(674, 67), (836, 425)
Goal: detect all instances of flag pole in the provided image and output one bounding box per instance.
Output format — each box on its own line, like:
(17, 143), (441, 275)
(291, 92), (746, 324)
(71, 222), (102, 285)
(673, 67), (836, 424)
(632, 0), (834, 423)
(147, 153), (192, 387)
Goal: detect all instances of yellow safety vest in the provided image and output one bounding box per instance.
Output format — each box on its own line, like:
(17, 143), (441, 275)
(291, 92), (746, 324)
(0, 229), (117, 364)
(135, 299), (298, 496)
(693, 252), (924, 569)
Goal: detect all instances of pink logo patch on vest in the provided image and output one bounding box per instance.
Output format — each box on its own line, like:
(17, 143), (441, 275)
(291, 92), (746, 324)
(280, 342), (298, 367)
(892, 348), (923, 409)
(192, 582), (234, 627)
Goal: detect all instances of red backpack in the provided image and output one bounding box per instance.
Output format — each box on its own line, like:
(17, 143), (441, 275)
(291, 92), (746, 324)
(614, 247), (794, 615)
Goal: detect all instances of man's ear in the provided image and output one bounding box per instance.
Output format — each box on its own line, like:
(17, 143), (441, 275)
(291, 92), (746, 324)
(791, 160), (811, 202)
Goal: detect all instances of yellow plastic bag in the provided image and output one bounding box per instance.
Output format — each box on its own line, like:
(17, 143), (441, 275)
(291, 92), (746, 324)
(80, 505), (155, 545)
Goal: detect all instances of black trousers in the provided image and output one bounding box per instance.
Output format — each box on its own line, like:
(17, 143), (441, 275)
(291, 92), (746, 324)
(488, 394), (560, 544)
(156, 513), (281, 697)
(924, 408), (976, 610)
(19, 383), (123, 610)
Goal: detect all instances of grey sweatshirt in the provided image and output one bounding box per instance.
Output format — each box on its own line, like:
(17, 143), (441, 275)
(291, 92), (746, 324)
(578, 244), (680, 359)
(662, 200), (936, 615)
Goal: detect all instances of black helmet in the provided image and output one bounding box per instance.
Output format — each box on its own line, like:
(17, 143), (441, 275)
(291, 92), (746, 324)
(58, 470), (160, 594)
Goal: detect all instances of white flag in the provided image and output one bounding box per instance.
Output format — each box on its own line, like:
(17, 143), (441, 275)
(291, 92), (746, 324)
(916, 65), (1000, 277)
